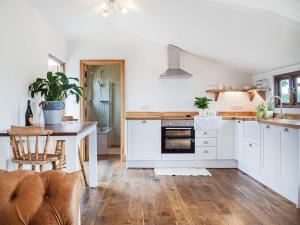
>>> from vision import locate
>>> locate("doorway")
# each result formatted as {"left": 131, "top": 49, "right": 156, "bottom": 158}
{"left": 80, "top": 60, "right": 125, "bottom": 161}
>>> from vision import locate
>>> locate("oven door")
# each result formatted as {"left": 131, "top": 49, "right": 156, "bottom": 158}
{"left": 162, "top": 127, "right": 195, "bottom": 153}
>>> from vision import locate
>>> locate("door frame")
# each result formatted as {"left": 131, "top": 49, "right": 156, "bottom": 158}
{"left": 80, "top": 60, "right": 126, "bottom": 161}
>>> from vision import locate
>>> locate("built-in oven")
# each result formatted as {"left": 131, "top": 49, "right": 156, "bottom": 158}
{"left": 161, "top": 120, "right": 195, "bottom": 154}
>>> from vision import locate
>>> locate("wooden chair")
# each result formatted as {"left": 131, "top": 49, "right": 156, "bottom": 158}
{"left": 8, "top": 126, "right": 58, "bottom": 172}
{"left": 62, "top": 115, "right": 79, "bottom": 122}
{"left": 61, "top": 116, "right": 88, "bottom": 186}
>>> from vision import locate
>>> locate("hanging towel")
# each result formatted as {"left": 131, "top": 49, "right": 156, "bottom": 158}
{"left": 193, "top": 116, "right": 224, "bottom": 130}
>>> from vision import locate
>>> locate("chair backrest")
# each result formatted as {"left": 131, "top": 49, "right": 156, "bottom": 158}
{"left": 62, "top": 115, "right": 78, "bottom": 122}
{"left": 7, "top": 126, "right": 53, "bottom": 161}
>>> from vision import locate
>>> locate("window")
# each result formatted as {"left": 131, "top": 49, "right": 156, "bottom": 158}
{"left": 274, "top": 71, "right": 300, "bottom": 107}
{"left": 296, "top": 77, "right": 300, "bottom": 103}
{"left": 48, "top": 54, "right": 65, "bottom": 73}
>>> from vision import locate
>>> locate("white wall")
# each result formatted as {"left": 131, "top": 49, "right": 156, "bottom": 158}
{"left": 0, "top": 0, "right": 66, "bottom": 130}
{"left": 252, "top": 64, "right": 300, "bottom": 114}
{"left": 0, "top": 0, "right": 66, "bottom": 169}
{"left": 66, "top": 28, "right": 254, "bottom": 117}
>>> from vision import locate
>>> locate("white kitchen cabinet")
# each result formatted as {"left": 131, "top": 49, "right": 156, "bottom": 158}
{"left": 278, "top": 127, "right": 298, "bottom": 190}
{"left": 235, "top": 120, "right": 244, "bottom": 161}
{"left": 196, "top": 130, "right": 217, "bottom": 138}
{"left": 244, "top": 121, "right": 260, "bottom": 140}
{"left": 196, "top": 137, "right": 217, "bottom": 147}
{"left": 217, "top": 120, "right": 235, "bottom": 159}
{"left": 127, "top": 120, "right": 161, "bottom": 160}
{"left": 195, "top": 147, "right": 217, "bottom": 160}
{"left": 243, "top": 137, "right": 260, "bottom": 171}
{"left": 261, "top": 124, "right": 277, "bottom": 180}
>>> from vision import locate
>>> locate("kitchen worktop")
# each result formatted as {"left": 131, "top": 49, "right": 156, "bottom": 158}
{"left": 126, "top": 112, "right": 197, "bottom": 120}
{"left": 126, "top": 111, "right": 258, "bottom": 121}
{"left": 257, "top": 118, "right": 300, "bottom": 129}
{"left": 126, "top": 112, "right": 300, "bottom": 129}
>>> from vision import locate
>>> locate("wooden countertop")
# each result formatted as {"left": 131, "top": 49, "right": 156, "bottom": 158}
{"left": 221, "top": 116, "right": 257, "bottom": 121}
{"left": 257, "top": 119, "right": 300, "bottom": 129}
{"left": 126, "top": 112, "right": 197, "bottom": 120}
{"left": 126, "top": 112, "right": 300, "bottom": 129}
{"left": 0, "top": 122, "right": 98, "bottom": 137}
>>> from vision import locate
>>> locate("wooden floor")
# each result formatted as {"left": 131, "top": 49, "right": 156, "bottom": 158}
{"left": 81, "top": 156, "right": 300, "bottom": 225}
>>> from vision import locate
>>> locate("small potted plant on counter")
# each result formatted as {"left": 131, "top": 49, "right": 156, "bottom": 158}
{"left": 266, "top": 102, "right": 274, "bottom": 118}
{"left": 194, "top": 96, "right": 212, "bottom": 116}
{"left": 29, "top": 72, "right": 83, "bottom": 124}
{"left": 256, "top": 103, "right": 265, "bottom": 118}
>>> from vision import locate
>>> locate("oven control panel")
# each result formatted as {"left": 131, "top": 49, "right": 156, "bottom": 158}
{"left": 162, "top": 120, "right": 194, "bottom": 127}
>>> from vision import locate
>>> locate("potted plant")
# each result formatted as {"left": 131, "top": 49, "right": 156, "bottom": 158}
{"left": 256, "top": 103, "right": 265, "bottom": 119}
{"left": 266, "top": 102, "right": 274, "bottom": 118}
{"left": 29, "top": 72, "right": 83, "bottom": 124}
{"left": 194, "top": 96, "right": 212, "bottom": 116}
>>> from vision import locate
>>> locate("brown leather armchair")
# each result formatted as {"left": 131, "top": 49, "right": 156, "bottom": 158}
{"left": 0, "top": 170, "right": 82, "bottom": 225}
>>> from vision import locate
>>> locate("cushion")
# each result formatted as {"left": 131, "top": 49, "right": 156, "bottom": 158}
{"left": 0, "top": 170, "right": 82, "bottom": 225}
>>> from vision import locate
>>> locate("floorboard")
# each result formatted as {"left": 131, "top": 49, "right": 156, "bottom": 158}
{"left": 81, "top": 156, "right": 300, "bottom": 225}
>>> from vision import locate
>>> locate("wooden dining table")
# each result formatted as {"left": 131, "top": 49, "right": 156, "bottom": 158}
{"left": 0, "top": 121, "right": 98, "bottom": 187}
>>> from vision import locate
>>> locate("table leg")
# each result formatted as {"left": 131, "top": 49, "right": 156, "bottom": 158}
{"left": 64, "top": 137, "right": 80, "bottom": 172}
{"left": 88, "top": 129, "right": 98, "bottom": 187}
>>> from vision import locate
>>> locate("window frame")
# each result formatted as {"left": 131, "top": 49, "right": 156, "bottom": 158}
{"left": 274, "top": 71, "right": 300, "bottom": 108}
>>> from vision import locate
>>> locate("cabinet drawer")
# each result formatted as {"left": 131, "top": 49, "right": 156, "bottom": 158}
{"left": 244, "top": 121, "right": 260, "bottom": 140}
{"left": 196, "top": 130, "right": 217, "bottom": 138}
{"left": 195, "top": 137, "right": 217, "bottom": 147}
{"left": 195, "top": 147, "right": 217, "bottom": 160}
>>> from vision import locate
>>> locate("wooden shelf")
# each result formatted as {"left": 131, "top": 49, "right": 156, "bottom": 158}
{"left": 206, "top": 88, "right": 267, "bottom": 101}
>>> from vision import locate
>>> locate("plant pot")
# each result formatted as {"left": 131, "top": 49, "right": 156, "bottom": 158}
{"left": 42, "top": 101, "right": 65, "bottom": 124}
{"left": 198, "top": 109, "right": 208, "bottom": 116}
{"left": 265, "top": 111, "right": 274, "bottom": 118}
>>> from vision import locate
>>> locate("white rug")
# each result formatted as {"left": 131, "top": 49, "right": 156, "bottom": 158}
{"left": 154, "top": 168, "right": 212, "bottom": 176}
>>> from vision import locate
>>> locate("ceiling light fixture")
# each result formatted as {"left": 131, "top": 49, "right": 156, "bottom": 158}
{"left": 100, "top": 0, "right": 128, "bottom": 17}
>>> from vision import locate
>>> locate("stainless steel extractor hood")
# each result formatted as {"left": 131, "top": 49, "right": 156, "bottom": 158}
{"left": 160, "top": 44, "right": 193, "bottom": 79}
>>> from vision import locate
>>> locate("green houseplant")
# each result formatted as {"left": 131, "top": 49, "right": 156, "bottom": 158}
{"left": 29, "top": 72, "right": 83, "bottom": 124}
{"left": 256, "top": 103, "right": 265, "bottom": 118}
{"left": 194, "top": 96, "right": 212, "bottom": 115}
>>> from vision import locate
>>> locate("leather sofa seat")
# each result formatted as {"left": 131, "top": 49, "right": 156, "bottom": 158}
{"left": 0, "top": 170, "right": 82, "bottom": 225}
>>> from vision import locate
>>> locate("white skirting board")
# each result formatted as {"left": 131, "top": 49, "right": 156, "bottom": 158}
{"left": 126, "top": 160, "right": 237, "bottom": 169}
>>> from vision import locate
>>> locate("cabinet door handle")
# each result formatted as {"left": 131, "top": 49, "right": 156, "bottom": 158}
{"left": 203, "top": 141, "right": 209, "bottom": 144}
{"left": 203, "top": 132, "right": 208, "bottom": 135}
{"left": 203, "top": 150, "right": 209, "bottom": 153}
{"left": 238, "top": 121, "right": 241, "bottom": 123}
{"left": 266, "top": 125, "right": 270, "bottom": 129}
{"left": 284, "top": 128, "right": 289, "bottom": 132}
{"left": 249, "top": 143, "right": 252, "bottom": 147}
{"left": 141, "top": 120, "right": 147, "bottom": 123}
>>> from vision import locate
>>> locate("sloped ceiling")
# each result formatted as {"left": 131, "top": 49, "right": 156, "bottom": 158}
{"left": 28, "top": 0, "right": 300, "bottom": 74}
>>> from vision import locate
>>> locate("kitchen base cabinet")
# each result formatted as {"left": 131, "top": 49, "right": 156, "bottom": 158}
{"left": 217, "top": 120, "right": 235, "bottom": 159}
{"left": 238, "top": 123, "right": 299, "bottom": 207}
{"left": 127, "top": 120, "right": 161, "bottom": 161}
{"left": 243, "top": 137, "right": 260, "bottom": 172}
{"left": 127, "top": 119, "right": 237, "bottom": 168}
{"left": 234, "top": 120, "right": 244, "bottom": 162}
{"left": 278, "top": 127, "right": 298, "bottom": 195}
{"left": 261, "top": 124, "right": 277, "bottom": 180}
{"left": 195, "top": 147, "right": 217, "bottom": 160}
